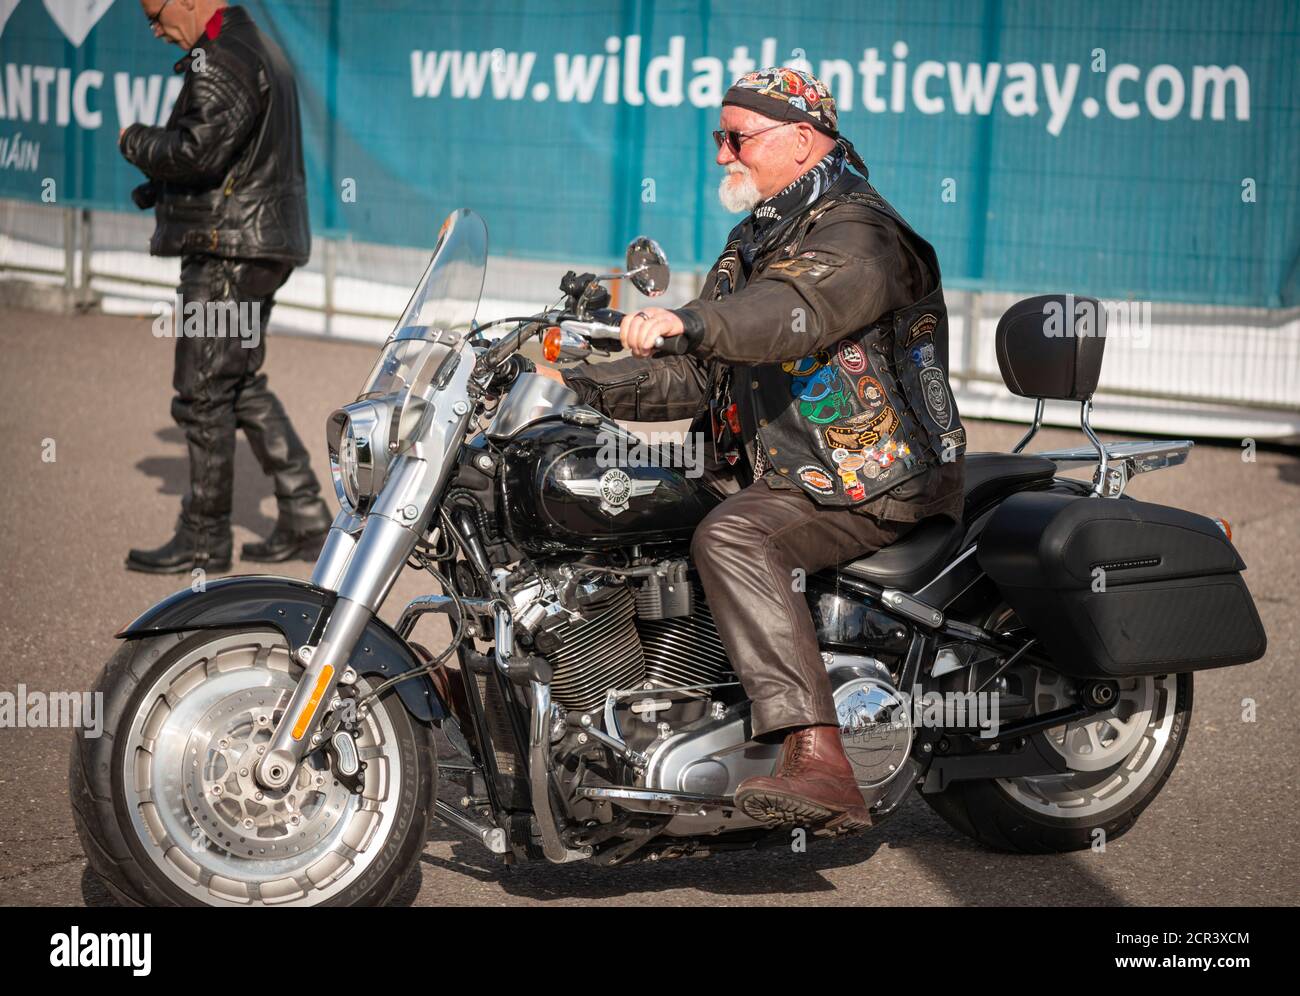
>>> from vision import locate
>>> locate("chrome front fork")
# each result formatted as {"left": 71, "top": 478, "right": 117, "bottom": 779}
{"left": 310, "top": 509, "right": 363, "bottom": 591}
{"left": 257, "top": 512, "right": 419, "bottom": 788}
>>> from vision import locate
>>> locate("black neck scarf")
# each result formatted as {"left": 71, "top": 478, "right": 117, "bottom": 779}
{"left": 736, "top": 141, "right": 849, "bottom": 275}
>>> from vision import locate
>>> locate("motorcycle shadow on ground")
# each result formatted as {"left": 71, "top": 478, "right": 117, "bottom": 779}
{"left": 72, "top": 762, "right": 1134, "bottom": 907}
{"left": 133, "top": 426, "right": 279, "bottom": 539}
{"left": 412, "top": 793, "right": 1133, "bottom": 906}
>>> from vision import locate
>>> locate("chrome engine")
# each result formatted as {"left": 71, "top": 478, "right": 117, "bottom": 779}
{"left": 543, "top": 586, "right": 645, "bottom": 714}
{"left": 520, "top": 574, "right": 735, "bottom": 746}
{"left": 506, "top": 568, "right": 916, "bottom": 838}
{"left": 642, "top": 657, "right": 912, "bottom": 801}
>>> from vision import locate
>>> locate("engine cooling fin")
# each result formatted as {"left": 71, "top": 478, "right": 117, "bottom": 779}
{"left": 546, "top": 586, "right": 645, "bottom": 714}
{"left": 636, "top": 583, "right": 734, "bottom": 691}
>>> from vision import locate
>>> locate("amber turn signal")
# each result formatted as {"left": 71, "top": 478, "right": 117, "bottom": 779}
{"left": 1214, "top": 517, "right": 1233, "bottom": 542}
{"left": 542, "top": 326, "right": 562, "bottom": 362}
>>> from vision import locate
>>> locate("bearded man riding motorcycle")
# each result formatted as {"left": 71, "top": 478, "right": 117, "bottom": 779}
{"left": 537, "top": 67, "right": 966, "bottom": 832}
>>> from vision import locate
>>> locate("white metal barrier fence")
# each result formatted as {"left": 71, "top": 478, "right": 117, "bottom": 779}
{"left": 3, "top": 200, "right": 1298, "bottom": 441}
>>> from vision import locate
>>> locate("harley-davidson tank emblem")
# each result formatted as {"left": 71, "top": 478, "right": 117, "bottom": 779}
{"left": 559, "top": 468, "right": 660, "bottom": 516}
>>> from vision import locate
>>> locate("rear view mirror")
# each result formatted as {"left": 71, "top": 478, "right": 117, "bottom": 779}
{"left": 625, "top": 237, "right": 670, "bottom": 297}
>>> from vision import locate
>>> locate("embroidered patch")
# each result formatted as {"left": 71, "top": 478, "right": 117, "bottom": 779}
{"left": 837, "top": 339, "right": 867, "bottom": 374}
{"left": 907, "top": 313, "right": 939, "bottom": 345}
{"left": 909, "top": 341, "right": 936, "bottom": 367}
{"left": 791, "top": 365, "right": 838, "bottom": 403}
{"left": 854, "top": 375, "right": 886, "bottom": 415}
{"left": 797, "top": 465, "right": 836, "bottom": 495}
{"left": 861, "top": 405, "right": 900, "bottom": 444}
{"left": 800, "top": 387, "right": 852, "bottom": 425}
{"left": 940, "top": 427, "right": 967, "bottom": 456}
{"left": 767, "top": 256, "right": 834, "bottom": 279}
{"left": 782, "top": 351, "right": 831, "bottom": 376}
{"left": 714, "top": 239, "right": 743, "bottom": 299}
{"left": 823, "top": 406, "right": 899, "bottom": 450}
{"left": 919, "top": 366, "right": 953, "bottom": 429}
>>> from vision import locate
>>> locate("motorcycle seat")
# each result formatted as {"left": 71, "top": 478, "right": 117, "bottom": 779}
{"left": 962, "top": 452, "right": 1057, "bottom": 516}
{"left": 837, "top": 453, "right": 1057, "bottom": 592}
{"left": 839, "top": 516, "right": 964, "bottom": 591}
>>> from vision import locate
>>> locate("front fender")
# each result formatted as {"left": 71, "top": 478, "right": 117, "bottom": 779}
{"left": 118, "top": 575, "right": 446, "bottom": 724}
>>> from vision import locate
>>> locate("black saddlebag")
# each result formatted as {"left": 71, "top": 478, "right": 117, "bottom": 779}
{"left": 977, "top": 492, "right": 1266, "bottom": 678}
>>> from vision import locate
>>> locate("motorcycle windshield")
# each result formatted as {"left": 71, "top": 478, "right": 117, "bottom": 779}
{"left": 357, "top": 208, "right": 488, "bottom": 409}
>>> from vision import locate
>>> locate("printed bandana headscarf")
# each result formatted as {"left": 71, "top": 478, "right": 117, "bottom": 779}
{"left": 722, "top": 66, "right": 870, "bottom": 175}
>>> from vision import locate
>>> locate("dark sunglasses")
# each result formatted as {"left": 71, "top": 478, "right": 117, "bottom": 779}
{"left": 712, "top": 121, "right": 792, "bottom": 155}
{"left": 146, "top": 0, "right": 174, "bottom": 30}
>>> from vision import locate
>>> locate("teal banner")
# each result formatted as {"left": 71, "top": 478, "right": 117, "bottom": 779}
{"left": 1, "top": 1, "right": 1296, "bottom": 306}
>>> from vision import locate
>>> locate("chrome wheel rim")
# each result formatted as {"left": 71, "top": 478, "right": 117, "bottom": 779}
{"left": 123, "top": 631, "right": 402, "bottom": 905}
{"left": 997, "top": 669, "right": 1177, "bottom": 819}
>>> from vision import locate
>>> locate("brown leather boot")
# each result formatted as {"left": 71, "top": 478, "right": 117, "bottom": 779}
{"left": 734, "top": 724, "right": 873, "bottom": 835}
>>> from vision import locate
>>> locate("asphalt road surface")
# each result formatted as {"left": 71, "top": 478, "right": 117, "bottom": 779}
{"left": 1, "top": 307, "right": 1296, "bottom": 906}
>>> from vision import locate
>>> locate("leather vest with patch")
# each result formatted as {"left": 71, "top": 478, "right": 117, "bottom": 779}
{"left": 723, "top": 177, "right": 967, "bottom": 508}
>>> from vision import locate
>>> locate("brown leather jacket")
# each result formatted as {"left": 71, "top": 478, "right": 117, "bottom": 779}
{"left": 563, "top": 172, "right": 965, "bottom": 524}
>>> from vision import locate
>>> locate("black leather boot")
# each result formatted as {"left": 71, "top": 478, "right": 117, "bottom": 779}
{"left": 241, "top": 519, "right": 330, "bottom": 563}
{"left": 126, "top": 523, "right": 233, "bottom": 574}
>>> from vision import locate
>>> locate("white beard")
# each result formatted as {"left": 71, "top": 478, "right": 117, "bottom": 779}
{"left": 718, "top": 166, "right": 762, "bottom": 214}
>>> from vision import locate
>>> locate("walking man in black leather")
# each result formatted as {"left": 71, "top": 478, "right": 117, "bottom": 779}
{"left": 540, "top": 68, "right": 966, "bottom": 833}
{"left": 122, "top": 1, "right": 332, "bottom": 573}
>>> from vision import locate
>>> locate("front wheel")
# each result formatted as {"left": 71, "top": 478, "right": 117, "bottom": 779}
{"left": 924, "top": 666, "right": 1193, "bottom": 855}
{"left": 70, "top": 628, "right": 435, "bottom": 906}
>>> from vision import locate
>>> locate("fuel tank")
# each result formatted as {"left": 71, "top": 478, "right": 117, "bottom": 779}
{"left": 499, "top": 419, "right": 723, "bottom": 554}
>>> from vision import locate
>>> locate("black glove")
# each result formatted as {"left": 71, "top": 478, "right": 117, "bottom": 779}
{"left": 130, "top": 181, "right": 158, "bottom": 210}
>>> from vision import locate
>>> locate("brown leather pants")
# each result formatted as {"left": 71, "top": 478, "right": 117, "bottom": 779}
{"left": 690, "top": 482, "right": 916, "bottom": 738}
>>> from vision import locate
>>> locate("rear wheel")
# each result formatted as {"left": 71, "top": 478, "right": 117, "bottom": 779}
{"left": 923, "top": 609, "right": 1194, "bottom": 854}
{"left": 70, "top": 628, "right": 435, "bottom": 906}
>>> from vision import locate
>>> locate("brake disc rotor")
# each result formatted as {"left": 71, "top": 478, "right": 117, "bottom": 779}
{"left": 182, "top": 687, "right": 353, "bottom": 860}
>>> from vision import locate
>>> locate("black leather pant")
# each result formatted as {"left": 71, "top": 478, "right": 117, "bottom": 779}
{"left": 691, "top": 482, "right": 917, "bottom": 738}
{"left": 171, "top": 254, "right": 331, "bottom": 539}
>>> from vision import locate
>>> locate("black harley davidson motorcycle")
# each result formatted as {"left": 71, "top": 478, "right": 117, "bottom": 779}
{"left": 70, "top": 209, "right": 1267, "bottom": 905}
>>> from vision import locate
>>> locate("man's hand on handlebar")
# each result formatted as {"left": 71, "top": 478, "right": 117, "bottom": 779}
{"left": 534, "top": 365, "right": 565, "bottom": 385}
{"left": 622, "top": 307, "right": 684, "bottom": 358}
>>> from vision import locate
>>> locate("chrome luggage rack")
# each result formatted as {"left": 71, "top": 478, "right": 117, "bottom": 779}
{"left": 1015, "top": 397, "right": 1192, "bottom": 497}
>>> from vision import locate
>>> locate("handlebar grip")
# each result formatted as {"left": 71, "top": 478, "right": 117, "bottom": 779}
{"left": 652, "top": 334, "right": 691, "bottom": 356}
{"left": 652, "top": 325, "right": 702, "bottom": 357}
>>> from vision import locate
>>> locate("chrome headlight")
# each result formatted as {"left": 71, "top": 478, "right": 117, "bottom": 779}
{"left": 326, "top": 399, "right": 394, "bottom": 515}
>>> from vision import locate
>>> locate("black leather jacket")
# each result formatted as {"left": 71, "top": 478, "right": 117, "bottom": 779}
{"left": 120, "top": 6, "right": 310, "bottom": 265}
{"left": 563, "top": 170, "right": 965, "bottom": 523}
